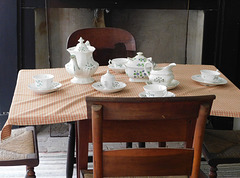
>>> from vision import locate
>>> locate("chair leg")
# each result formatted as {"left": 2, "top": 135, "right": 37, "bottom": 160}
{"left": 138, "top": 142, "right": 145, "bottom": 148}
{"left": 159, "top": 142, "right": 166, "bottom": 147}
{"left": 25, "top": 166, "right": 36, "bottom": 178}
{"left": 66, "top": 122, "right": 76, "bottom": 178}
{"left": 127, "top": 142, "right": 146, "bottom": 148}
{"left": 209, "top": 166, "right": 218, "bottom": 178}
{"left": 126, "top": 142, "right": 132, "bottom": 148}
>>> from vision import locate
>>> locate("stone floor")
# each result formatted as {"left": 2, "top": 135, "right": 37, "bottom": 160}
{"left": 36, "top": 124, "right": 69, "bottom": 153}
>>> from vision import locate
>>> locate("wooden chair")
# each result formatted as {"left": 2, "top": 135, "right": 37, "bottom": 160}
{"left": 66, "top": 27, "right": 136, "bottom": 66}
{"left": 0, "top": 123, "right": 39, "bottom": 178}
{"left": 83, "top": 95, "right": 215, "bottom": 178}
{"left": 202, "top": 129, "right": 240, "bottom": 178}
{"left": 66, "top": 27, "right": 136, "bottom": 178}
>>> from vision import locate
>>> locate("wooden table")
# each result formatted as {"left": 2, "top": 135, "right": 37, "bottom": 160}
{"left": 1, "top": 64, "right": 240, "bottom": 177}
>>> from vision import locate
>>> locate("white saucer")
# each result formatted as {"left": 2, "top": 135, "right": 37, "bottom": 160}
{"left": 191, "top": 75, "right": 227, "bottom": 86}
{"left": 146, "top": 79, "right": 180, "bottom": 90}
{"left": 108, "top": 64, "right": 125, "bottom": 73}
{"left": 28, "top": 82, "right": 62, "bottom": 94}
{"left": 92, "top": 81, "right": 126, "bottom": 93}
{"left": 139, "top": 91, "right": 175, "bottom": 98}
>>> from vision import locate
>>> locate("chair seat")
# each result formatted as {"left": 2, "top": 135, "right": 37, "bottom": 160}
{"left": 0, "top": 127, "right": 35, "bottom": 161}
{"left": 203, "top": 129, "right": 240, "bottom": 162}
{"left": 82, "top": 170, "right": 188, "bottom": 178}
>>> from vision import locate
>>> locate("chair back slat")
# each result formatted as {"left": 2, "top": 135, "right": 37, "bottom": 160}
{"left": 87, "top": 97, "right": 207, "bottom": 120}
{"left": 91, "top": 120, "right": 192, "bottom": 144}
{"left": 103, "top": 148, "right": 194, "bottom": 177}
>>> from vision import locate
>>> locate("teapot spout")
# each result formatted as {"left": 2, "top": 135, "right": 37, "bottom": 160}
{"left": 71, "top": 55, "right": 81, "bottom": 74}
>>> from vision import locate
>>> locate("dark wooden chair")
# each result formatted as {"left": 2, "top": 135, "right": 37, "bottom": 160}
{"left": 83, "top": 95, "right": 215, "bottom": 178}
{"left": 202, "top": 129, "right": 240, "bottom": 178}
{"left": 66, "top": 27, "right": 136, "bottom": 178}
{"left": 0, "top": 123, "right": 39, "bottom": 178}
{"left": 66, "top": 27, "right": 136, "bottom": 66}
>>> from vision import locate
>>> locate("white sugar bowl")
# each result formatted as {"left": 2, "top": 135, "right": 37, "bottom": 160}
{"left": 100, "top": 70, "right": 116, "bottom": 89}
{"left": 124, "top": 52, "right": 153, "bottom": 82}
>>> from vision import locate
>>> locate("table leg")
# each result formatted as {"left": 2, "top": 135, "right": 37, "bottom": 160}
{"left": 66, "top": 122, "right": 76, "bottom": 178}
{"left": 77, "top": 120, "right": 90, "bottom": 178}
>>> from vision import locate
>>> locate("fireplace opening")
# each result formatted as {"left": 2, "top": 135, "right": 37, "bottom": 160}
{"left": 35, "top": 8, "right": 204, "bottom": 69}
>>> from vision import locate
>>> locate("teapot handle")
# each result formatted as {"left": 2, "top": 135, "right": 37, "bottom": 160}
{"left": 147, "top": 57, "right": 152, "bottom": 62}
{"left": 144, "top": 62, "right": 153, "bottom": 77}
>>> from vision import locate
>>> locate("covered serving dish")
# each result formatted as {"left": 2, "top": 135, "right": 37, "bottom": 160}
{"left": 124, "top": 52, "right": 153, "bottom": 82}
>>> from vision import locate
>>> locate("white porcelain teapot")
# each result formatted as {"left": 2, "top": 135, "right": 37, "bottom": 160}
{"left": 144, "top": 62, "right": 176, "bottom": 86}
{"left": 65, "top": 37, "right": 99, "bottom": 84}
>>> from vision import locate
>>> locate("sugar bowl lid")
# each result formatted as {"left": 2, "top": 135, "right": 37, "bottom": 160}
{"left": 125, "top": 52, "right": 152, "bottom": 68}
{"left": 101, "top": 70, "right": 115, "bottom": 81}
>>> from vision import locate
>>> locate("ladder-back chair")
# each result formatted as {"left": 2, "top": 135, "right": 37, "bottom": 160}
{"left": 66, "top": 27, "right": 136, "bottom": 66}
{"left": 0, "top": 115, "right": 39, "bottom": 178}
{"left": 84, "top": 95, "right": 215, "bottom": 178}
{"left": 203, "top": 129, "right": 240, "bottom": 178}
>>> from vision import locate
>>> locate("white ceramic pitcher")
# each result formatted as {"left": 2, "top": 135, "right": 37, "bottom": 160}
{"left": 144, "top": 63, "right": 176, "bottom": 86}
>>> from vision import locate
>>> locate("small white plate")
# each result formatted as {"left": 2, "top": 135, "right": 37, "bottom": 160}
{"left": 108, "top": 64, "right": 125, "bottom": 73}
{"left": 92, "top": 81, "right": 126, "bottom": 93}
{"left": 191, "top": 74, "right": 227, "bottom": 86}
{"left": 28, "top": 82, "right": 62, "bottom": 94}
{"left": 139, "top": 91, "right": 175, "bottom": 98}
{"left": 146, "top": 79, "right": 180, "bottom": 90}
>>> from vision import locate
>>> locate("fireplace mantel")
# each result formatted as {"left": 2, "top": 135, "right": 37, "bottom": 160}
{"left": 21, "top": 0, "right": 219, "bottom": 10}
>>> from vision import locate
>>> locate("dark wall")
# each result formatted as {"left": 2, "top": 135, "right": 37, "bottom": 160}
{"left": 218, "top": 0, "right": 240, "bottom": 88}
{"left": 0, "top": 0, "right": 18, "bottom": 114}
{"left": 202, "top": 0, "right": 240, "bottom": 88}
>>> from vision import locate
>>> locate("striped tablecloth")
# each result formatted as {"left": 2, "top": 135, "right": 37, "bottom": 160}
{"left": 1, "top": 64, "right": 240, "bottom": 139}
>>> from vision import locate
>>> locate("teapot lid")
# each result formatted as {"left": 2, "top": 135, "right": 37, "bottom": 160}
{"left": 125, "top": 52, "right": 152, "bottom": 68}
{"left": 74, "top": 37, "right": 91, "bottom": 53}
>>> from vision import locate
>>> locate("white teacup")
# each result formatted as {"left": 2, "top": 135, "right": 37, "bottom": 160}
{"left": 100, "top": 70, "right": 116, "bottom": 89}
{"left": 200, "top": 70, "right": 220, "bottom": 83}
{"left": 143, "top": 84, "right": 167, "bottom": 97}
{"left": 33, "top": 74, "right": 54, "bottom": 90}
{"left": 108, "top": 58, "right": 128, "bottom": 68}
